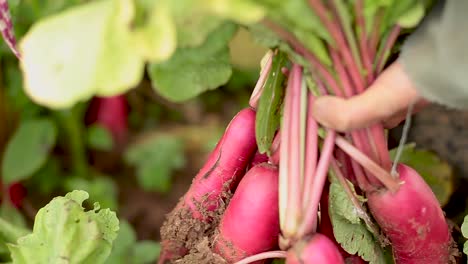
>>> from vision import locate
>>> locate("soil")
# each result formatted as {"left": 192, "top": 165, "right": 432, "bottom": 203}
{"left": 175, "top": 238, "right": 226, "bottom": 264}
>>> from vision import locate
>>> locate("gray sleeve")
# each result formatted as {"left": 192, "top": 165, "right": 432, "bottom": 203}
{"left": 399, "top": 0, "right": 468, "bottom": 109}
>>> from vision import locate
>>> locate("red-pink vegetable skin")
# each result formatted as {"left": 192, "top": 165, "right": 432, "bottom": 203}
{"left": 182, "top": 108, "right": 258, "bottom": 217}
{"left": 213, "top": 163, "right": 280, "bottom": 263}
{"left": 286, "top": 234, "right": 345, "bottom": 264}
{"left": 158, "top": 108, "right": 258, "bottom": 263}
{"left": 367, "top": 164, "right": 454, "bottom": 264}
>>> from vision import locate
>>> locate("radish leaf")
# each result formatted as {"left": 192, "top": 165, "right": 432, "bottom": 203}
{"left": 132, "top": 1, "right": 176, "bottom": 62}
{"left": 329, "top": 181, "right": 388, "bottom": 264}
{"left": 148, "top": 22, "right": 237, "bottom": 102}
{"left": 0, "top": 217, "right": 29, "bottom": 245}
{"left": 105, "top": 220, "right": 160, "bottom": 264}
{"left": 124, "top": 134, "right": 186, "bottom": 193}
{"left": 87, "top": 124, "right": 114, "bottom": 151}
{"left": 64, "top": 176, "right": 119, "bottom": 210}
{"left": 462, "top": 215, "right": 468, "bottom": 255}
{"left": 7, "top": 190, "right": 119, "bottom": 264}
{"left": 256, "top": 50, "right": 287, "bottom": 155}
{"left": 19, "top": 0, "right": 144, "bottom": 109}
{"left": 2, "top": 118, "right": 57, "bottom": 185}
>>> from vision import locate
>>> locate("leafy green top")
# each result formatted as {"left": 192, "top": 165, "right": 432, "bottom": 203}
{"left": 7, "top": 190, "right": 119, "bottom": 264}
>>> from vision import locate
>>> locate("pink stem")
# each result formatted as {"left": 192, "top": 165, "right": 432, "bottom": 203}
{"left": 297, "top": 130, "right": 336, "bottom": 237}
{"left": 262, "top": 20, "right": 343, "bottom": 97}
{"left": 249, "top": 52, "right": 274, "bottom": 108}
{"left": 368, "top": 9, "right": 385, "bottom": 63}
{"left": 376, "top": 26, "right": 401, "bottom": 73}
{"left": 335, "top": 136, "right": 400, "bottom": 193}
{"left": 307, "top": 0, "right": 365, "bottom": 93}
{"left": 280, "top": 64, "right": 302, "bottom": 237}
{"left": 350, "top": 155, "right": 371, "bottom": 191}
{"left": 301, "top": 92, "right": 319, "bottom": 210}
{"left": 269, "top": 131, "right": 281, "bottom": 165}
{"left": 355, "top": 0, "right": 374, "bottom": 84}
{"left": 369, "top": 124, "right": 392, "bottom": 170}
{"left": 233, "top": 251, "right": 288, "bottom": 264}
{"left": 285, "top": 64, "right": 303, "bottom": 234}
{"left": 279, "top": 72, "right": 292, "bottom": 231}
{"left": 313, "top": 1, "right": 390, "bottom": 169}
{"left": 330, "top": 50, "right": 354, "bottom": 98}
{"left": 330, "top": 49, "right": 377, "bottom": 164}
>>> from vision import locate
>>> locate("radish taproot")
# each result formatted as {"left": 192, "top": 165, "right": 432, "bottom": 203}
{"left": 213, "top": 163, "right": 280, "bottom": 263}
{"left": 286, "top": 233, "right": 345, "bottom": 264}
{"left": 367, "top": 164, "right": 455, "bottom": 264}
{"left": 159, "top": 108, "right": 258, "bottom": 263}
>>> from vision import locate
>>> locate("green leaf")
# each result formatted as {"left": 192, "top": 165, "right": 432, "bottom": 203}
{"left": 362, "top": 0, "right": 393, "bottom": 34}
{"left": 8, "top": 190, "right": 119, "bottom": 264}
{"left": 396, "top": 2, "right": 425, "bottom": 28}
{"left": 133, "top": 241, "right": 160, "bottom": 264}
{"left": 2, "top": 118, "right": 57, "bottom": 184}
{"left": 87, "top": 124, "right": 114, "bottom": 151}
{"left": 105, "top": 220, "right": 135, "bottom": 264}
{"left": 0, "top": 202, "right": 27, "bottom": 231}
{"left": 271, "top": 259, "right": 286, "bottom": 264}
{"left": 380, "top": 0, "right": 424, "bottom": 33}
{"left": 389, "top": 143, "right": 454, "bottom": 206}
{"left": 0, "top": 217, "right": 29, "bottom": 245}
{"left": 19, "top": 0, "right": 144, "bottom": 109}
{"left": 258, "top": 0, "right": 331, "bottom": 42}
{"left": 28, "top": 157, "right": 62, "bottom": 195}
{"left": 329, "top": 181, "right": 387, "bottom": 264}
{"left": 255, "top": 50, "right": 287, "bottom": 155}
{"left": 64, "top": 176, "right": 119, "bottom": 210}
{"left": 132, "top": 1, "right": 176, "bottom": 62}
{"left": 124, "top": 134, "right": 186, "bottom": 193}
{"left": 148, "top": 22, "right": 237, "bottom": 102}
{"left": 204, "top": 0, "right": 266, "bottom": 24}
{"left": 292, "top": 29, "right": 331, "bottom": 66}
{"left": 462, "top": 215, "right": 468, "bottom": 255}
{"left": 105, "top": 220, "right": 159, "bottom": 264}
{"left": 167, "top": 0, "right": 224, "bottom": 47}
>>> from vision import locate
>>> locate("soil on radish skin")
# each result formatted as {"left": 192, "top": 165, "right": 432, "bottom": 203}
{"left": 159, "top": 180, "right": 235, "bottom": 263}
{"left": 175, "top": 237, "right": 226, "bottom": 264}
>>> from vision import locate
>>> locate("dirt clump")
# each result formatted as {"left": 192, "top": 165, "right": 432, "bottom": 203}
{"left": 159, "top": 186, "right": 233, "bottom": 263}
{"left": 175, "top": 238, "right": 226, "bottom": 264}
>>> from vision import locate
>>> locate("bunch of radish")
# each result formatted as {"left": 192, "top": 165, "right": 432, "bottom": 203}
{"left": 0, "top": 0, "right": 457, "bottom": 262}
{"left": 158, "top": 1, "right": 458, "bottom": 263}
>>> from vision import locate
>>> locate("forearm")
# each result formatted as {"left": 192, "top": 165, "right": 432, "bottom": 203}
{"left": 399, "top": 0, "right": 468, "bottom": 109}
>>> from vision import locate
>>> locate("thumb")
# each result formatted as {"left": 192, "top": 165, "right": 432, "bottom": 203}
{"left": 312, "top": 62, "right": 421, "bottom": 132}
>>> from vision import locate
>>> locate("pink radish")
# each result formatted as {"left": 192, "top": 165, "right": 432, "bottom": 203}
{"left": 286, "top": 233, "right": 345, "bottom": 264}
{"left": 367, "top": 163, "right": 454, "bottom": 264}
{"left": 213, "top": 163, "right": 280, "bottom": 263}
{"left": 159, "top": 108, "right": 258, "bottom": 263}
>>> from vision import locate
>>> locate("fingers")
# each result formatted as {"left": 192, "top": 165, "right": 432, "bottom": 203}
{"left": 312, "top": 62, "right": 422, "bottom": 132}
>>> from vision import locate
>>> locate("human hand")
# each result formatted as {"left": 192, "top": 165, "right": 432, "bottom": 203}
{"left": 312, "top": 62, "right": 429, "bottom": 132}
